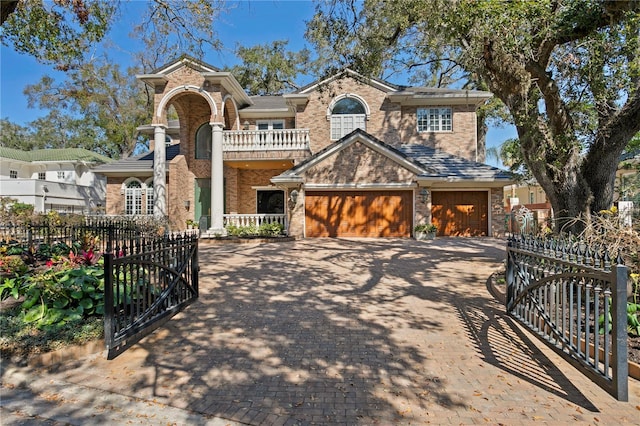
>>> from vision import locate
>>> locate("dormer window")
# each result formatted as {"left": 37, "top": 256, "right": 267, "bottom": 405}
{"left": 330, "top": 97, "right": 367, "bottom": 140}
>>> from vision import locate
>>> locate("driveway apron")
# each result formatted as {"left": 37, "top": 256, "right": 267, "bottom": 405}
{"left": 2, "top": 238, "right": 639, "bottom": 425}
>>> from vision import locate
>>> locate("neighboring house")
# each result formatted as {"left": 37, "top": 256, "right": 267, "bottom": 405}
{"left": 93, "top": 55, "right": 514, "bottom": 238}
{"left": 503, "top": 149, "right": 640, "bottom": 231}
{"left": 617, "top": 149, "right": 640, "bottom": 204}
{"left": 0, "top": 147, "right": 111, "bottom": 214}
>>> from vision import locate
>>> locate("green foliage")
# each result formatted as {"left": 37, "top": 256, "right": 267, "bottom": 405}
{"left": 23, "top": 59, "right": 152, "bottom": 158}
{"left": 0, "top": 305, "right": 103, "bottom": 358}
{"left": 1, "top": 0, "right": 116, "bottom": 70}
{"left": 414, "top": 223, "right": 437, "bottom": 233}
{"left": 226, "top": 222, "right": 285, "bottom": 237}
{"left": 226, "top": 40, "right": 311, "bottom": 95}
{"left": 13, "top": 266, "right": 105, "bottom": 328}
{"left": 598, "top": 302, "right": 640, "bottom": 337}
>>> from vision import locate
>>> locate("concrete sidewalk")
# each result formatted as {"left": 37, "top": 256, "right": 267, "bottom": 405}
{"left": 2, "top": 238, "right": 639, "bottom": 425}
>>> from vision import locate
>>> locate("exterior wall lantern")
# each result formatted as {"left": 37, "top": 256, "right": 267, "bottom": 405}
{"left": 184, "top": 200, "right": 190, "bottom": 210}
{"left": 419, "top": 187, "right": 429, "bottom": 203}
{"left": 243, "top": 120, "right": 250, "bottom": 130}
{"left": 289, "top": 189, "right": 299, "bottom": 205}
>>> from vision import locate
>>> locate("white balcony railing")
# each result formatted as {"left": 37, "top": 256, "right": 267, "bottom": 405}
{"left": 223, "top": 129, "right": 310, "bottom": 152}
{"left": 223, "top": 214, "right": 286, "bottom": 228}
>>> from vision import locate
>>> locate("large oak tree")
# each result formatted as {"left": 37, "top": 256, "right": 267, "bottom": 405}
{"left": 307, "top": 0, "right": 640, "bottom": 230}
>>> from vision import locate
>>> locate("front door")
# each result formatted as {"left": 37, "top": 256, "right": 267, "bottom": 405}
{"left": 195, "top": 179, "right": 211, "bottom": 229}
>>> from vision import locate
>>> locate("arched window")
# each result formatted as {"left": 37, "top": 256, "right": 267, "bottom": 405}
{"left": 330, "top": 97, "right": 366, "bottom": 140}
{"left": 145, "top": 180, "right": 154, "bottom": 215}
{"left": 195, "top": 123, "right": 211, "bottom": 159}
{"left": 125, "top": 180, "right": 143, "bottom": 215}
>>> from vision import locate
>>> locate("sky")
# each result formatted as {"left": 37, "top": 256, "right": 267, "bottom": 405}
{"left": 0, "top": 0, "right": 515, "bottom": 166}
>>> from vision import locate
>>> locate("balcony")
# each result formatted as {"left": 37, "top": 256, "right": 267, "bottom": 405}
{"left": 223, "top": 129, "right": 310, "bottom": 152}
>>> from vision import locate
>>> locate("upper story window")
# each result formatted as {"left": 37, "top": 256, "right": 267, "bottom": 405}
{"left": 330, "top": 97, "right": 367, "bottom": 140}
{"left": 38, "top": 172, "right": 46, "bottom": 180}
{"left": 417, "top": 107, "right": 452, "bottom": 132}
{"left": 9, "top": 170, "right": 17, "bottom": 179}
{"left": 257, "top": 120, "right": 284, "bottom": 130}
{"left": 57, "top": 171, "right": 66, "bottom": 180}
{"left": 195, "top": 123, "right": 212, "bottom": 159}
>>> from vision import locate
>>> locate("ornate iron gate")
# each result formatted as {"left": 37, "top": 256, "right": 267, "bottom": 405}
{"left": 506, "top": 235, "right": 628, "bottom": 401}
{"left": 103, "top": 233, "right": 199, "bottom": 359}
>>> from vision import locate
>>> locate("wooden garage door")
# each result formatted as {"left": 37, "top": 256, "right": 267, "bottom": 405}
{"left": 305, "top": 191, "right": 412, "bottom": 237}
{"left": 431, "top": 191, "right": 488, "bottom": 236}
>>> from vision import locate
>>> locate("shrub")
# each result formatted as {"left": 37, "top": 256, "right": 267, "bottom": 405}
{"left": 3, "top": 265, "right": 105, "bottom": 328}
{"left": 414, "top": 223, "right": 437, "bottom": 233}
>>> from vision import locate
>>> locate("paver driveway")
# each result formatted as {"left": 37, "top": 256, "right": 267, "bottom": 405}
{"left": 2, "top": 238, "right": 639, "bottom": 425}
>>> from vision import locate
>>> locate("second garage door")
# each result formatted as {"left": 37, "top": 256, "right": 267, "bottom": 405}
{"left": 431, "top": 191, "right": 488, "bottom": 236}
{"left": 305, "top": 190, "right": 412, "bottom": 237}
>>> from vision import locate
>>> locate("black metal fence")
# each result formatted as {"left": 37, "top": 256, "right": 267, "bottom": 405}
{"left": 506, "top": 235, "right": 628, "bottom": 401}
{"left": 0, "top": 217, "right": 167, "bottom": 254}
{"left": 103, "top": 233, "right": 199, "bottom": 359}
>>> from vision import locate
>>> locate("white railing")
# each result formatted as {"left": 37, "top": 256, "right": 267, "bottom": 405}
{"left": 223, "top": 129, "right": 310, "bottom": 152}
{"left": 223, "top": 214, "right": 286, "bottom": 228}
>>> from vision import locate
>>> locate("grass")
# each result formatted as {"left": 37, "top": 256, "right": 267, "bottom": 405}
{"left": 0, "top": 304, "right": 103, "bottom": 361}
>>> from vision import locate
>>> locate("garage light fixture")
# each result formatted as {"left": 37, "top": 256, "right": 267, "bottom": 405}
{"left": 290, "top": 189, "right": 299, "bottom": 204}
{"left": 419, "top": 188, "right": 429, "bottom": 203}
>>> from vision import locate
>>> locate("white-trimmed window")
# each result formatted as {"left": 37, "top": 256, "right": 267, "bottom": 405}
{"left": 9, "top": 170, "right": 17, "bottom": 179}
{"left": 417, "top": 107, "right": 452, "bottom": 132}
{"left": 125, "top": 180, "right": 143, "bottom": 215}
{"left": 256, "top": 120, "right": 284, "bottom": 130}
{"left": 38, "top": 172, "right": 46, "bottom": 180}
{"left": 57, "top": 171, "right": 66, "bottom": 180}
{"left": 145, "top": 180, "right": 154, "bottom": 215}
{"left": 330, "top": 97, "right": 366, "bottom": 140}
{"left": 195, "top": 123, "right": 211, "bottom": 159}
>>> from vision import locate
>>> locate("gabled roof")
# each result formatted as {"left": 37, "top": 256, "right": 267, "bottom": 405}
{"left": 91, "top": 144, "right": 181, "bottom": 174}
{"left": 294, "top": 69, "right": 400, "bottom": 94}
{"left": 271, "top": 129, "right": 513, "bottom": 187}
{"left": 150, "top": 54, "right": 220, "bottom": 75}
{"left": 0, "top": 147, "right": 112, "bottom": 164}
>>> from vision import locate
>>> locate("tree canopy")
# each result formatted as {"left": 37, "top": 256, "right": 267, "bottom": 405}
{"left": 307, "top": 0, "right": 640, "bottom": 230}
{"left": 1, "top": 0, "right": 227, "bottom": 70}
{"left": 225, "top": 40, "right": 311, "bottom": 95}
{"left": 22, "top": 57, "right": 152, "bottom": 158}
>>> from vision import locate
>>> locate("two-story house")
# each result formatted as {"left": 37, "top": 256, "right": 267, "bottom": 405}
{"left": 0, "top": 147, "right": 111, "bottom": 214}
{"left": 93, "top": 55, "right": 513, "bottom": 238}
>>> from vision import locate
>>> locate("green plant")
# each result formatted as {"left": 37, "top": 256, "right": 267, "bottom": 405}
{"left": 11, "top": 265, "right": 105, "bottom": 328}
{"left": 598, "top": 302, "right": 640, "bottom": 337}
{"left": 258, "top": 222, "right": 284, "bottom": 237}
{"left": 414, "top": 223, "right": 437, "bottom": 233}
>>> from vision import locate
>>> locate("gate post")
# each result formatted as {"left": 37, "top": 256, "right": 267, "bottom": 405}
{"left": 612, "top": 264, "right": 629, "bottom": 401}
{"left": 506, "top": 237, "right": 515, "bottom": 311}
{"left": 103, "top": 251, "right": 114, "bottom": 351}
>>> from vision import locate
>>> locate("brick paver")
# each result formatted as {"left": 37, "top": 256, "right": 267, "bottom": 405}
{"left": 2, "top": 238, "right": 639, "bottom": 425}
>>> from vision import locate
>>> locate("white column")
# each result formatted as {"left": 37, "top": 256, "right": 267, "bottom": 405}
{"left": 209, "top": 122, "right": 227, "bottom": 235}
{"left": 153, "top": 124, "right": 167, "bottom": 218}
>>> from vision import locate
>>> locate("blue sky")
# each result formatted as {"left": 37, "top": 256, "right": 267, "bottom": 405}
{"left": 0, "top": 0, "right": 515, "bottom": 165}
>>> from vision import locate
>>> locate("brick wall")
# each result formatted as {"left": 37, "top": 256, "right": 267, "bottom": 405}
{"left": 398, "top": 105, "right": 478, "bottom": 161}
{"left": 295, "top": 76, "right": 478, "bottom": 160}
{"left": 168, "top": 155, "right": 194, "bottom": 230}
{"left": 236, "top": 168, "right": 287, "bottom": 214}
{"left": 302, "top": 141, "right": 415, "bottom": 185}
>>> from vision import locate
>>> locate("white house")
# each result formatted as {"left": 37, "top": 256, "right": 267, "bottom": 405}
{"left": 0, "top": 147, "right": 111, "bottom": 214}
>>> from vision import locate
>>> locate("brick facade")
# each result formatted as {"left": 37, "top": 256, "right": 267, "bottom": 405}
{"left": 99, "top": 58, "right": 510, "bottom": 237}
{"left": 302, "top": 141, "right": 414, "bottom": 185}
